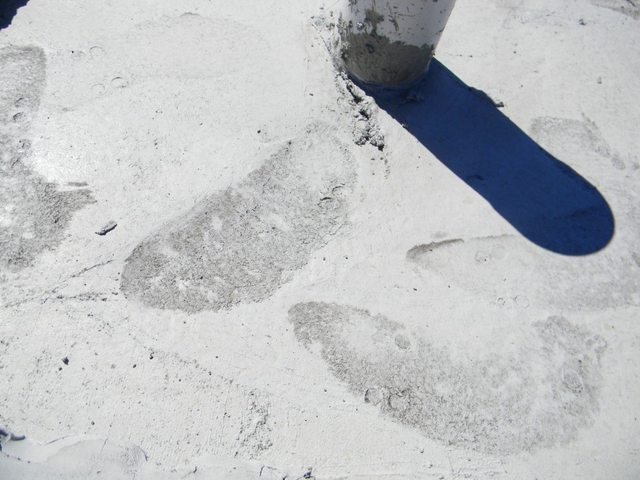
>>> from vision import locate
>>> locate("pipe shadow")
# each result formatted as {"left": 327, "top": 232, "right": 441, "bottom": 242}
{"left": 368, "top": 60, "right": 615, "bottom": 256}
{"left": 0, "top": 0, "right": 29, "bottom": 30}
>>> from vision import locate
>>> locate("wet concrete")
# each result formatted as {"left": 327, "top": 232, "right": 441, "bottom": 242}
{"left": 340, "top": 30, "right": 434, "bottom": 87}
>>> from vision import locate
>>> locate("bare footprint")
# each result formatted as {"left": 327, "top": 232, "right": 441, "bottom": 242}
{"left": 288, "top": 302, "right": 606, "bottom": 455}
{"left": 530, "top": 116, "right": 626, "bottom": 170}
{"left": 407, "top": 234, "right": 640, "bottom": 310}
{"left": 0, "top": 46, "right": 93, "bottom": 274}
{"left": 121, "top": 123, "right": 356, "bottom": 312}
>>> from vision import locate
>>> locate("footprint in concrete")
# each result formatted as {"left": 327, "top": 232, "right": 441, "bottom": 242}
{"left": 530, "top": 116, "right": 626, "bottom": 170}
{"left": 121, "top": 123, "right": 356, "bottom": 312}
{"left": 288, "top": 302, "right": 606, "bottom": 455}
{"left": 589, "top": 0, "right": 640, "bottom": 19}
{"left": 0, "top": 46, "right": 93, "bottom": 274}
{"left": 407, "top": 235, "right": 640, "bottom": 310}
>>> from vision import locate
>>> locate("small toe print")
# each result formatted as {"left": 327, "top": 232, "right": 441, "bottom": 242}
{"left": 89, "top": 46, "right": 105, "bottom": 58}
{"left": 111, "top": 77, "right": 129, "bottom": 89}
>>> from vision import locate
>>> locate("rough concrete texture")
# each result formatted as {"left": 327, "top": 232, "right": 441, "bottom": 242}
{"left": 1, "top": 0, "right": 640, "bottom": 479}
{"left": 121, "top": 123, "right": 355, "bottom": 312}
{"left": 337, "top": 0, "right": 456, "bottom": 86}
{"left": 289, "top": 302, "right": 606, "bottom": 455}
{"left": 340, "top": 30, "right": 434, "bottom": 87}
{"left": 0, "top": 46, "right": 93, "bottom": 275}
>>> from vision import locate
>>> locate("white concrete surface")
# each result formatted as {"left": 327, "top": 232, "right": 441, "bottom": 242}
{"left": 1, "top": 0, "right": 639, "bottom": 479}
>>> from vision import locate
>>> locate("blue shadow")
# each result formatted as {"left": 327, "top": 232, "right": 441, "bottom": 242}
{"left": 367, "top": 60, "right": 615, "bottom": 256}
{"left": 0, "top": 0, "right": 29, "bottom": 30}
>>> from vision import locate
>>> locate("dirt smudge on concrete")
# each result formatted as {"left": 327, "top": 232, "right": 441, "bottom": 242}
{"left": 0, "top": 46, "right": 93, "bottom": 274}
{"left": 121, "top": 123, "right": 355, "bottom": 312}
{"left": 589, "top": 0, "right": 640, "bottom": 19}
{"left": 288, "top": 302, "right": 606, "bottom": 455}
{"left": 406, "top": 239, "right": 464, "bottom": 261}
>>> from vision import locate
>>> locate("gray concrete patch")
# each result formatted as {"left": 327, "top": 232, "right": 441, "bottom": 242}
{"left": 121, "top": 124, "right": 356, "bottom": 312}
{"left": 0, "top": 46, "right": 94, "bottom": 275}
{"left": 336, "top": 3, "right": 445, "bottom": 87}
{"left": 340, "top": 29, "right": 434, "bottom": 87}
{"left": 288, "top": 302, "right": 607, "bottom": 455}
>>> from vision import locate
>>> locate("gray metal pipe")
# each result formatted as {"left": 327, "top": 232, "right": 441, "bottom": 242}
{"left": 338, "top": 0, "right": 457, "bottom": 88}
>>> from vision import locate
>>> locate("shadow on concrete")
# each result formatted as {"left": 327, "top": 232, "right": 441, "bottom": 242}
{"left": 0, "top": 0, "right": 29, "bottom": 30}
{"left": 368, "top": 60, "right": 615, "bottom": 256}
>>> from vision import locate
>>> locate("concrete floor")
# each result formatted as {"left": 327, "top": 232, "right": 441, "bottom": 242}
{"left": 1, "top": 1, "right": 639, "bottom": 478}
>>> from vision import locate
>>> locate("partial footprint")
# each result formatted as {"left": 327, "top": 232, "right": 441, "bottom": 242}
{"left": 1, "top": 437, "right": 147, "bottom": 479}
{"left": 0, "top": 46, "right": 93, "bottom": 274}
{"left": 121, "top": 123, "right": 356, "bottom": 312}
{"left": 531, "top": 116, "right": 626, "bottom": 170}
{"left": 588, "top": 0, "right": 640, "bottom": 19}
{"left": 407, "top": 232, "right": 640, "bottom": 310}
{"left": 289, "top": 302, "right": 606, "bottom": 455}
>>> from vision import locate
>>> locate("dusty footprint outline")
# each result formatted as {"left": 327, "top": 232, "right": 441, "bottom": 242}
{"left": 288, "top": 301, "right": 607, "bottom": 455}
{"left": 589, "top": 0, "right": 640, "bottom": 19}
{"left": 0, "top": 45, "right": 94, "bottom": 274}
{"left": 406, "top": 231, "right": 640, "bottom": 310}
{"left": 121, "top": 122, "right": 356, "bottom": 312}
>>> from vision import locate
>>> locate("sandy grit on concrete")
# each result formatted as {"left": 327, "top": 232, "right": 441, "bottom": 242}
{"left": 1, "top": 0, "right": 640, "bottom": 479}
